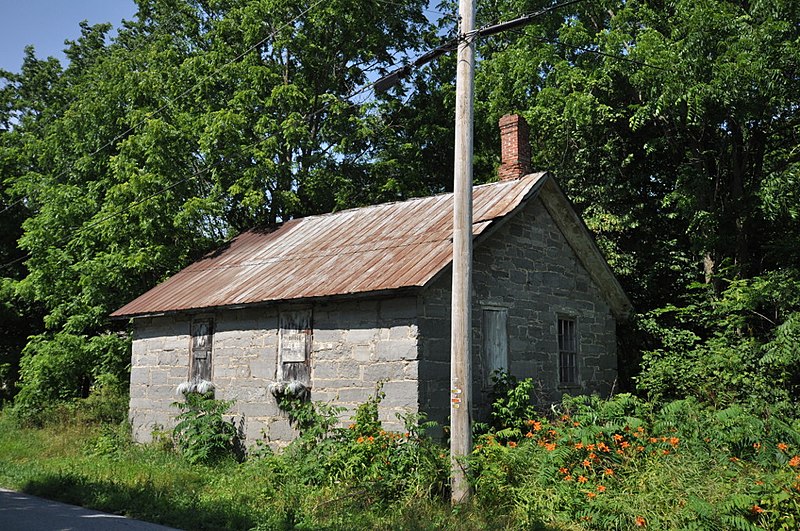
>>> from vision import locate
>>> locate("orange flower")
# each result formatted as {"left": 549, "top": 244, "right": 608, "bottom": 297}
{"left": 669, "top": 437, "right": 680, "bottom": 447}
{"left": 612, "top": 434, "right": 624, "bottom": 442}
{"left": 752, "top": 505, "right": 765, "bottom": 514}
{"left": 587, "top": 491, "right": 597, "bottom": 499}
{"left": 558, "top": 467, "right": 569, "bottom": 474}
{"left": 368, "top": 436, "right": 375, "bottom": 443}
{"left": 573, "top": 421, "right": 580, "bottom": 427}
{"left": 574, "top": 442, "right": 584, "bottom": 450}
{"left": 561, "top": 414, "right": 571, "bottom": 421}
{"left": 753, "top": 442, "right": 762, "bottom": 450}
{"left": 564, "top": 475, "right": 573, "bottom": 481}
{"left": 616, "top": 449, "right": 625, "bottom": 455}
{"left": 662, "top": 449, "right": 670, "bottom": 455}
{"left": 789, "top": 455, "right": 800, "bottom": 467}
{"left": 526, "top": 419, "right": 543, "bottom": 431}
{"left": 582, "top": 459, "right": 592, "bottom": 467}
{"left": 588, "top": 452, "right": 597, "bottom": 460}
{"left": 507, "top": 441, "right": 517, "bottom": 448}
{"left": 596, "top": 485, "right": 606, "bottom": 493}
{"left": 548, "top": 429, "right": 558, "bottom": 436}
{"left": 635, "top": 516, "right": 646, "bottom": 527}
{"left": 621, "top": 441, "right": 631, "bottom": 449}
{"left": 636, "top": 445, "right": 645, "bottom": 452}
{"left": 597, "top": 442, "right": 610, "bottom": 453}
{"left": 357, "top": 436, "right": 365, "bottom": 443}
{"left": 525, "top": 431, "right": 534, "bottom": 439}
{"left": 544, "top": 442, "right": 557, "bottom": 451}
{"left": 778, "top": 443, "right": 789, "bottom": 452}
{"left": 648, "top": 437, "right": 659, "bottom": 443}
{"left": 604, "top": 468, "right": 614, "bottom": 476}
{"left": 587, "top": 443, "right": 596, "bottom": 452}
{"left": 577, "top": 475, "right": 588, "bottom": 483}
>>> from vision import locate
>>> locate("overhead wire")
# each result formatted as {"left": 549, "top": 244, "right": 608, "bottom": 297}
{"left": 0, "top": 0, "right": 326, "bottom": 217}
{"left": 0, "top": 7, "right": 188, "bottom": 216}
{"left": 1, "top": 0, "right": 668, "bottom": 272}
{"left": 0, "top": 58, "right": 383, "bottom": 273}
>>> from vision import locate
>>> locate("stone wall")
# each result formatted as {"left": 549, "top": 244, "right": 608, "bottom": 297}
{"left": 129, "top": 297, "right": 421, "bottom": 447}
{"left": 418, "top": 196, "right": 618, "bottom": 426}
{"left": 310, "top": 297, "right": 420, "bottom": 430}
{"left": 129, "top": 314, "right": 192, "bottom": 442}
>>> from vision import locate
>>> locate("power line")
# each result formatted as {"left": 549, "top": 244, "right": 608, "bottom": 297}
{"left": 374, "top": 0, "right": 587, "bottom": 91}
{"left": 0, "top": 70, "right": 381, "bottom": 273}
{"left": 0, "top": 8, "right": 188, "bottom": 217}
{"left": 0, "top": 0, "right": 326, "bottom": 218}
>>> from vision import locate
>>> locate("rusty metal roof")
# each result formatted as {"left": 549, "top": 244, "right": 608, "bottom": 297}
{"left": 112, "top": 173, "right": 549, "bottom": 318}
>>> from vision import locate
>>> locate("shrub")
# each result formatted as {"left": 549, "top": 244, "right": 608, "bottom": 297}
{"left": 272, "top": 385, "right": 450, "bottom": 508}
{"left": 469, "top": 379, "right": 800, "bottom": 530}
{"left": 172, "top": 392, "right": 238, "bottom": 465}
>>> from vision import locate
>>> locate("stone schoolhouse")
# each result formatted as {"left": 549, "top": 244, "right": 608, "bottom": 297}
{"left": 112, "top": 115, "right": 632, "bottom": 446}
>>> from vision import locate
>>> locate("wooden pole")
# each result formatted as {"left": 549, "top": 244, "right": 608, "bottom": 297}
{"left": 450, "top": 0, "right": 476, "bottom": 505}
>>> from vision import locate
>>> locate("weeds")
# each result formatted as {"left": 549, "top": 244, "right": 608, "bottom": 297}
{"left": 2, "top": 379, "right": 800, "bottom": 530}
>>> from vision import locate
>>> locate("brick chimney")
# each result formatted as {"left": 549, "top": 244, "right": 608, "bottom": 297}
{"left": 498, "top": 114, "right": 531, "bottom": 181}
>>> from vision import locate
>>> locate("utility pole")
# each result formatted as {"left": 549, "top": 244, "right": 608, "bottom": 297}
{"left": 450, "top": 0, "right": 476, "bottom": 505}
{"left": 373, "top": 0, "right": 582, "bottom": 506}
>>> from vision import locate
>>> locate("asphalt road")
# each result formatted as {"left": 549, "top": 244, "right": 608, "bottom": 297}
{"left": 0, "top": 488, "right": 180, "bottom": 531}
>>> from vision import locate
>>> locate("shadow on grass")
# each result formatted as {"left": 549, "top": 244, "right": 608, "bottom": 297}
{"left": 21, "top": 472, "right": 259, "bottom": 531}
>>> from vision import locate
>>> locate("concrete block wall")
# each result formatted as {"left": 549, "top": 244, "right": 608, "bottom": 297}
{"left": 212, "top": 307, "right": 289, "bottom": 447}
{"left": 311, "top": 297, "right": 420, "bottom": 432}
{"left": 129, "top": 296, "right": 421, "bottom": 448}
{"left": 473, "top": 197, "right": 618, "bottom": 403}
{"left": 418, "top": 196, "right": 618, "bottom": 425}
{"left": 129, "top": 314, "right": 192, "bottom": 442}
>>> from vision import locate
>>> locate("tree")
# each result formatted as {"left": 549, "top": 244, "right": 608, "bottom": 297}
{"left": 465, "top": 0, "right": 800, "bottom": 402}
{"left": 3, "top": 0, "right": 434, "bottom": 412}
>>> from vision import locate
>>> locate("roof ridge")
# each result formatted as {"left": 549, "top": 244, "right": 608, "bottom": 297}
{"left": 271, "top": 172, "right": 548, "bottom": 225}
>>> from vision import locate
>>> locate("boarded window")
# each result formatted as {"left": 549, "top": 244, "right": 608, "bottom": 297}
{"left": 190, "top": 318, "right": 213, "bottom": 382}
{"left": 278, "top": 309, "right": 311, "bottom": 386}
{"left": 558, "top": 317, "right": 578, "bottom": 385}
{"left": 482, "top": 308, "right": 508, "bottom": 384}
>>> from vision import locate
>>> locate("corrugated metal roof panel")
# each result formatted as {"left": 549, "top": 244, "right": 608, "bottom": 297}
{"left": 111, "top": 172, "right": 548, "bottom": 317}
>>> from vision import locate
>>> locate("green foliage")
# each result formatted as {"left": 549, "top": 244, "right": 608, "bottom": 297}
{"left": 482, "top": 370, "right": 539, "bottom": 439}
{"left": 2, "top": 0, "right": 435, "bottom": 417}
{"left": 12, "top": 331, "right": 129, "bottom": 422}
{"left": 172, "top": 392, "right": 238, "bottom": 465}
{"left": 638, "top": 269, "right": 800, "bottom": 410}
{"left": 274, "top": 385, "right": 450, "bottom": 507}
{"left": 4, "top": 389, "right": 800, "bottom": 529}
{"left": 470, "top": 390, "right": 800, "bottom": 530}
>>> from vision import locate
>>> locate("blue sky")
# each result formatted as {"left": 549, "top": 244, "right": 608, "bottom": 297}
{"left": 0, "top": 0, "right": 138, "bottom": 73}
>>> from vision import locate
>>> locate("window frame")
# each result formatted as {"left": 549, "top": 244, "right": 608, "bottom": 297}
{"left": 557, "top": 316, "right": 579, "bottom": 386}
{"left": 277, "top": 307, "right": 312, "bottom": 386}
{"left": 189, "top": 317, "right": 214, "bottom": 383}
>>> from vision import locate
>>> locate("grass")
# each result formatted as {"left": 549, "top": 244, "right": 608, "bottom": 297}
{"left": 2, "top": 391, "right": 800, "bottom": 530}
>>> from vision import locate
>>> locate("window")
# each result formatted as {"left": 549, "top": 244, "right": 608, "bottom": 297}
{"left": 482, "top": 308, "right": 508, "bottom": 385}
{"left": 558, "top": 317, "right": 578, "bottom": 385}
{"left": 190, "top": 318, "right": 213, "bottom": 382}
{"left": 278, "top": 308, "right": 312, "bottom": 388}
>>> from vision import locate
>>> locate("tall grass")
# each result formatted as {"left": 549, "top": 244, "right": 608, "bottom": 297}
{"left": 1, "top": 384, "right": 799, "bottom": 530}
